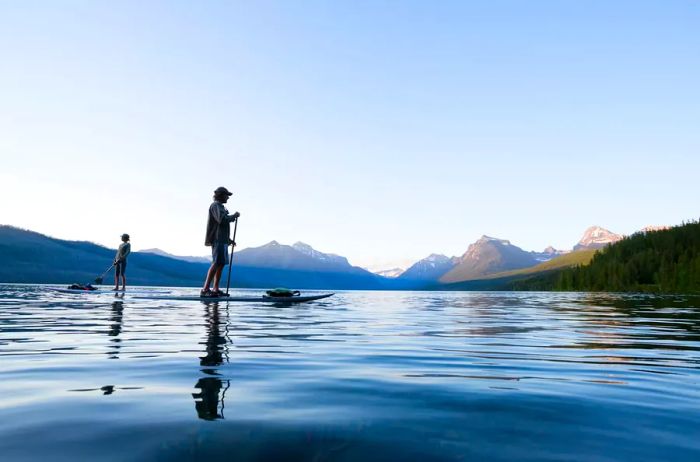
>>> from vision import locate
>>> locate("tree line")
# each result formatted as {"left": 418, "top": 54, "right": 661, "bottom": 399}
{"left": 512, "top": 220, "right": 700, "bottom": 293}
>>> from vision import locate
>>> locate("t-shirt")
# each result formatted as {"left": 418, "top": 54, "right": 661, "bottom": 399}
{"left": 115, "top": 242, "right": 131, "bottom": 262}
{"left": 205, "top": 201, "right": 235, "bottom": 246}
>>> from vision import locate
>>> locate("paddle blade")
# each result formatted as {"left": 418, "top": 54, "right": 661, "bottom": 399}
{"left": 94, "top": 277, "right": 103, "bottom": 285}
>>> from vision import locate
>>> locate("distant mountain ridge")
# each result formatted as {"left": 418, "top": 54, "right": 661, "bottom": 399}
{"left": 1, "top": 223, "right": 669, "bottom": 290}
{"left": 375, "top": 268, "right": 405, "bottom": 278}
{"left": 399, "top": 254, "right": 457, "bottom": 282}
{"left": 291, "top": 242, "right": 350, "bottom": 266}
{"left": 531, "top": 246, "right": 567, "bottom": 262}
{"left": 132, "top": 226, "right": 637, "bottom": 287}
{"left": 0, "top": 226, "right": 390, "bottom": 289}
{"left": 141, "top": 248, "right": 210, "bottom": 264}
{"left": 234, "top": 240, "right": 364, "bottom": 273}
{"left": 0, "top": 226, "right": 207, "bottom": 287}
{"left": 134, "top": 225, "right": 640, "bottom": 286}
{"left": 440, "top": 236, "right": 539, "bottom": 283}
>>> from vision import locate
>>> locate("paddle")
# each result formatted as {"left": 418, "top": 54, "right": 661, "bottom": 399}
{"left": 94, "top": 262, "right": 115, "bottom": 285}
{"left": 224, "top": 217, "right": 239, "bottom": 295}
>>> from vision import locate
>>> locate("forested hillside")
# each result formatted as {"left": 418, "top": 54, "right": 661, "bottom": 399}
{"left": 513, "top": 221, "right": 700, "bottom": 293}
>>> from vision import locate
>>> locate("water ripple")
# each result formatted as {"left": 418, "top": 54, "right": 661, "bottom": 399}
{"left": 1, "top": 285, "right": 699, "bottom": 461}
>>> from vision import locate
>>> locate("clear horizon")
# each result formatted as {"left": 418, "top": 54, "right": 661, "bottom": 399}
{"left": 1, "top": 1, "right": 698, "bottom": 269}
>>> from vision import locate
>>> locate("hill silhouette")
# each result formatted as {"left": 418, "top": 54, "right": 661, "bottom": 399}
{"left": 0, "top": 226, "right": 390, "bottom": 289}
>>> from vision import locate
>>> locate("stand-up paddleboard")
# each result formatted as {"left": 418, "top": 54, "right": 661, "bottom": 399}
{"left": 48, "top": 287, "right": 168, "bottom": 295}
{"left": 133, "top": 293, "right": 334, "bottom": 303}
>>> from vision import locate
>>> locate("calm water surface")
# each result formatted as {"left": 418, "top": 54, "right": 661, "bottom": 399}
{"left": 1, "top": 285, "right": 699, "bottom": 461}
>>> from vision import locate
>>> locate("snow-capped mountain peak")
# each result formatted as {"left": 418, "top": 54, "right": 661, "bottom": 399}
{"left": 291, "top": 241, "right": 315, "bottom": 254}
{"left": 478, "top": 235, "right": 511, "bottom": 246}
{"left": 574, "top": 226, "right": 623, "bottom": 250}
{"left": 374, "top": 267, "right": 405, "bottom": 278}
{"left": 531, "top": 245, "right": 567, "bottom": 262}
{"left": 398, "top": 254, "right": 457, "bottom": 281}
{"left": 425, "top": 253, "right": 451, "bottom": 263}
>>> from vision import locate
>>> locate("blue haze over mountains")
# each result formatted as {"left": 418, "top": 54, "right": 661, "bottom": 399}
{"left": 0, "top": 225, "right": 622, "bottom": 290}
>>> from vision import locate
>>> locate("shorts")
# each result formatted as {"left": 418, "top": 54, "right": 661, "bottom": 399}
{"left": 211, "top": 241, "right": 229, "bottom": 266}
{"left": 115, "top": 260, "right": 127, "bottom": 277}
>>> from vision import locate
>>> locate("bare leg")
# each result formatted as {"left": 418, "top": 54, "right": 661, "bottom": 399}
{"left": 121, "top": 275, "right": 126, "bottom": 291}
{"left": 114, "top": 270, "right": 119, "bottom": 290}
{"left": 212, "top": 265, "right": 225, "bottom": 292}
{"left": 203, "top": 263, "right": 218, "bottom": 291}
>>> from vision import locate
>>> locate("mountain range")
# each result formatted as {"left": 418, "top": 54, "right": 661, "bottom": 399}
{"left": 0, "top": 226, "right": 392, "bottom": 289}
{"left": 0, "top": 224, "right": 644, "bottom": 290}
{"left": 392, "top": 225, "right": 626, "bottom": 286}
{"left": 140, "top": 248, "right": 210, "bottom": 264}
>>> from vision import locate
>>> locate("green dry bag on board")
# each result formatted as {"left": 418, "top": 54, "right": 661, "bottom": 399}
{"left": 265, "top": 288, "right": 301, "bottom": 298}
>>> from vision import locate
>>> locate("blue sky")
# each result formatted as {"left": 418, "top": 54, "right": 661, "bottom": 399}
{"left": 1, "top": 1, "right": 698, "bottom": 270}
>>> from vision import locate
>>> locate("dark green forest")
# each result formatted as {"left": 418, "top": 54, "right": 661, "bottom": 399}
{"left": 513, "top": 221, "right": 700, "bottom": 293}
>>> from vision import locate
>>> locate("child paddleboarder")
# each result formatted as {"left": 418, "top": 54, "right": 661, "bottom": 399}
{"left": 114, "top": 233, "right": 131, "bottom": 291}
{"left": 202, "top": 186, "right": 240, "bottom": 297}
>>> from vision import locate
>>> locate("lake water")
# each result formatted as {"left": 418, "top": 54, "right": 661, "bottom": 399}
{"left": 1, "top": 285, "right": 699, "bottom": 461}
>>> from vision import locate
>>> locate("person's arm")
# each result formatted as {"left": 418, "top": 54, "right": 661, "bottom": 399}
{"left": 114, "top": 243, "right": 131, "bottom": 263}
{"left": 212, "top": 203, "right": 240, "bottom": 223}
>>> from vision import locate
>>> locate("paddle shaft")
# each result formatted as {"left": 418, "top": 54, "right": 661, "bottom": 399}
{"left": 94, "top": 262, "right": 115, "bottom": 284}
{"left": 225, "top": 217, "right": 238, "bottom": 295}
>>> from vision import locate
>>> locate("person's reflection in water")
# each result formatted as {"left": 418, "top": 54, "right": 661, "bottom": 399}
{"left": 107, "top": 297, "right": 124, "bottom": 359}
{"left": 192, "top": 301, "right": 230, "bottom": 420}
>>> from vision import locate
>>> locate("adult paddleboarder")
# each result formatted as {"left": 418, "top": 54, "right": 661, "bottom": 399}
{"left": 201, "top": 186, "right": 240, "bottom": 297}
